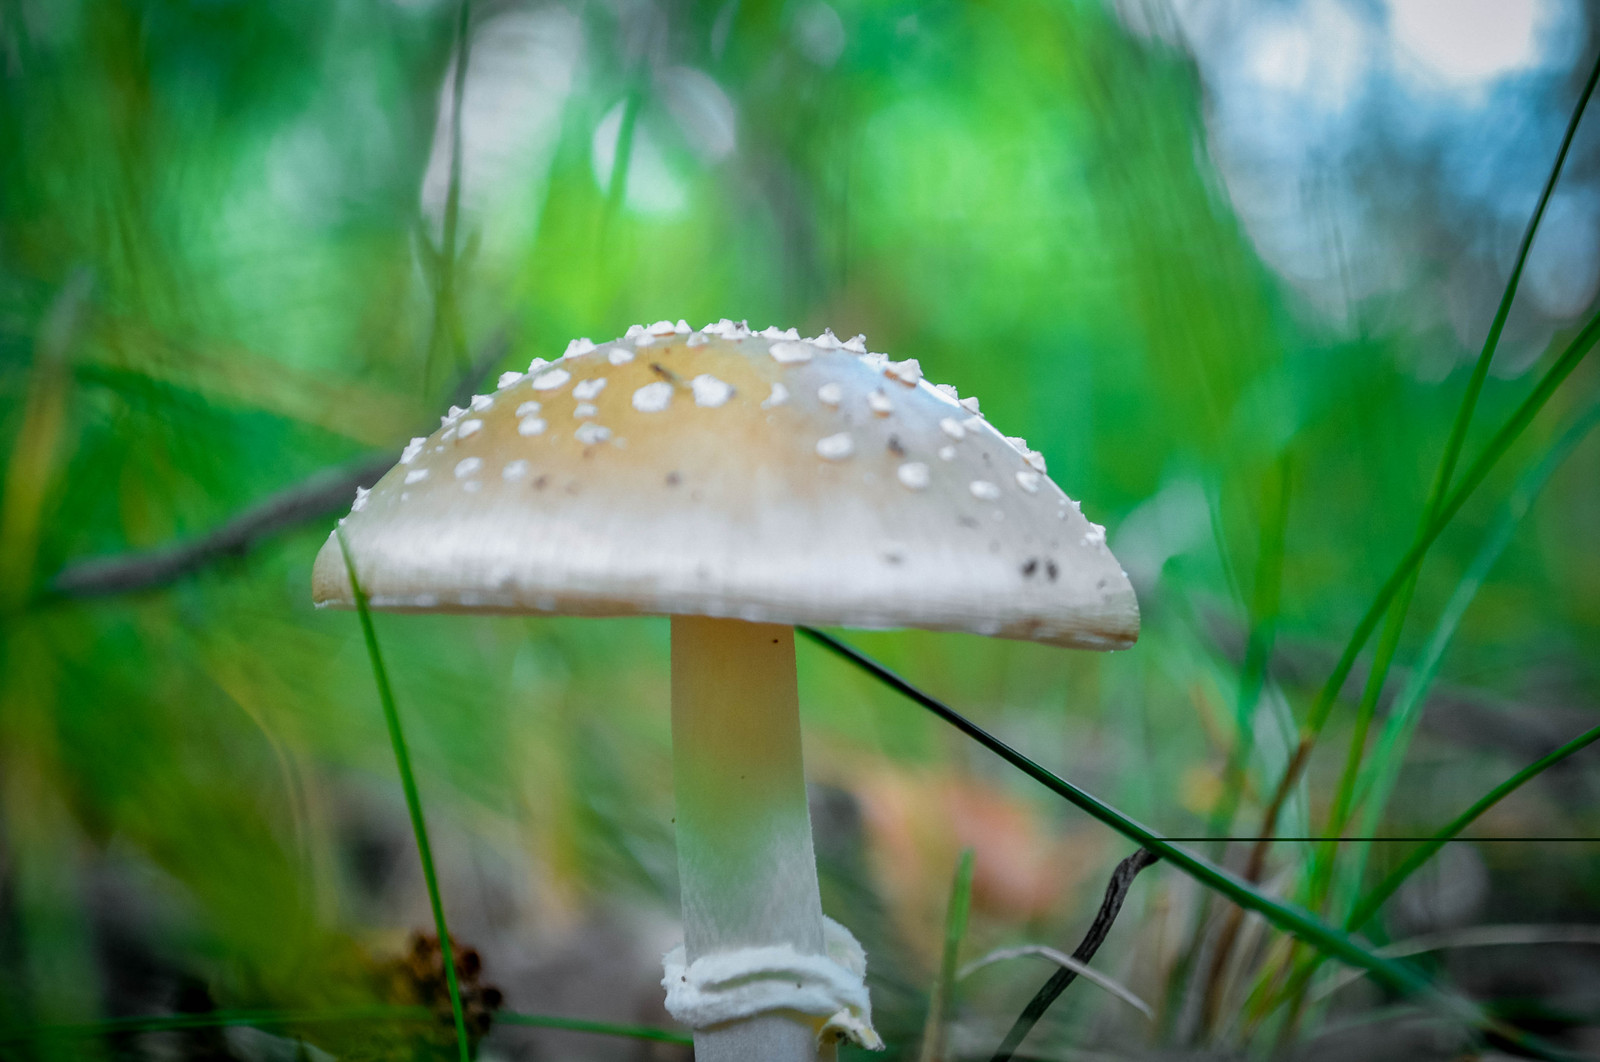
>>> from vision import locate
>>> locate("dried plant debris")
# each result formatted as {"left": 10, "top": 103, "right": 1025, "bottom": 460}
{"left": 385, "top": 932, "right": 503, "bottom": 1040}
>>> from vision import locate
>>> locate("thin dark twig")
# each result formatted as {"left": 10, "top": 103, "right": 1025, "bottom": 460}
{"left": 44, "top": 335, "right": 508, "bottom": 601}
{"left": 47, "top": 455, "right": 395, "bottom": 598}
{"left": 989, "top": 849, "right": 1160, "bottom": 1062}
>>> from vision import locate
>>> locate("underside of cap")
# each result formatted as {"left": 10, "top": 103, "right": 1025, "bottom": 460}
{"left": 313, "top": 323, "right": 1138, "bottom": 650}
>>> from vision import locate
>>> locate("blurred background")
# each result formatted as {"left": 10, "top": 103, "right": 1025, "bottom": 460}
{"left": 2, "top": 0, "right": 1599, "bottom": 1058}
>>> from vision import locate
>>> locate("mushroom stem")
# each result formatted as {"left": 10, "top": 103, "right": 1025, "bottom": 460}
{"left": 671, "top": 616, "right": 827, "bottom": 1062}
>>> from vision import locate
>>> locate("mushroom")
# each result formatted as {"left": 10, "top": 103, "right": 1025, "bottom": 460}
{"left": 312, "top": 320, "right": 1138, "bottom": 1060}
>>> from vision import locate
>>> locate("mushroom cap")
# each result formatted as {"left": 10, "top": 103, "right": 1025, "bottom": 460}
{"left": 312, "top": 322, "right": 1138, "bottom": 649}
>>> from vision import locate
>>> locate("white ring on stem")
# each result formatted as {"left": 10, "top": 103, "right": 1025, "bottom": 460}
{"left": 662, "top": 916, "right": 884, "bottom": 1050}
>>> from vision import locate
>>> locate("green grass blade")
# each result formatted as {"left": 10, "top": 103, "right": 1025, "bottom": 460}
{"left": 1272, "top": 357, "right": 1600, "bottom": 1029}
{"left": 1322, "top": 309, "right": 1600, "bottom": 741}
{"left": 0, "top": 1007, "right": 692, "bottom": 1047}
{"left": 1253, "top": 49, "right": 1600, "bottom": 877}
{"left": 335, "top": 531, "right": 471, "bottom": 1062}
{"left": 1256, "top": 402, "right": 1600, "bottom": 1034}
{"left": 495, "top": 1012, "right": 693, "bottom": 1045}
{"left": 0, "top": 1007, "right": 433, "bottom": 1043}
{"left": 796, "top": 632, "right": 1446, "bottom": 1004}
{"left": 1341, "top": 401, "right": 1600, "bottom": 914}
{"left": 1313, "top": 46, "right": 1600, "bottom": 906}
{"left": 796, "top": 630, "right": 1586, "bottom": 1061}
{"left": 1258, "top": 309, "right": 1600, "bottom": 831}
{"left": 1191, "top": 462, "right": 1291, "bottom": 1029}
{"left": 1242, "top": 309, "right": 1600, "bottom": 906}
{"left": 1270, "top": 719, "right": 1600, "bottom": 1038}
{"left": 1305, "top": 35, "right": 1593, "bottom": 745}
{"left": 1348, "top": 722, "right": 1600, "bottom": 935}
{"left": 1429, "top": 48, "right": 1600, "bottom": 501}
{"left": 919, "top": 848, "right": 976, "bottom": 1062}
{"left": 1315, "top": 582, "right": 1415, "bottom": 897}
{"left": 1209, "top": 459, "right": 1292, "bottom": 840}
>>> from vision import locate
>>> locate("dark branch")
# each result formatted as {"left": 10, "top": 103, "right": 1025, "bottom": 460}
{"left": 989, "top": 849, "right": 1161, "bottom": 1062}
{"left": 48, "top": 455, "right": 396, "bottom": 599}
{"left": 45, "top": 334, "right": 508, "bottom": 601}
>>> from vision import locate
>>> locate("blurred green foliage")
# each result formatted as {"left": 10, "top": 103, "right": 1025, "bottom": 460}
{"left": 2, "top": 0, "right": 1598, "bottom": 1058}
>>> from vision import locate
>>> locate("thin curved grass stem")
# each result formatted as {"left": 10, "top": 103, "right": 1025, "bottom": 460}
{"left": 919, "top": 848, "right": 976, "bottom": 1062}
{"left": 1266, "top": 718, "right": 1600, "bottom": 1040}
{"left": 962, "top": 946, "right": 1154, "bottom": 1019}
{"left": 1195, "top": 460, "right": 1291, "bottom": 1032}
{"left": 336, "top": 531, "right": 471, "bottom": 1062}
{"left": 1313, "top": 924, "right": 1600, "bottom": 1003}
{"left": 1349, "top": 722, "right": 1600, "bottom": 934}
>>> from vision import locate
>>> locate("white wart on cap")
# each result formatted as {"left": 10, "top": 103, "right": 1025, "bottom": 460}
{"left": 313, "top": 323, "right": 1138, "bottom": 649}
